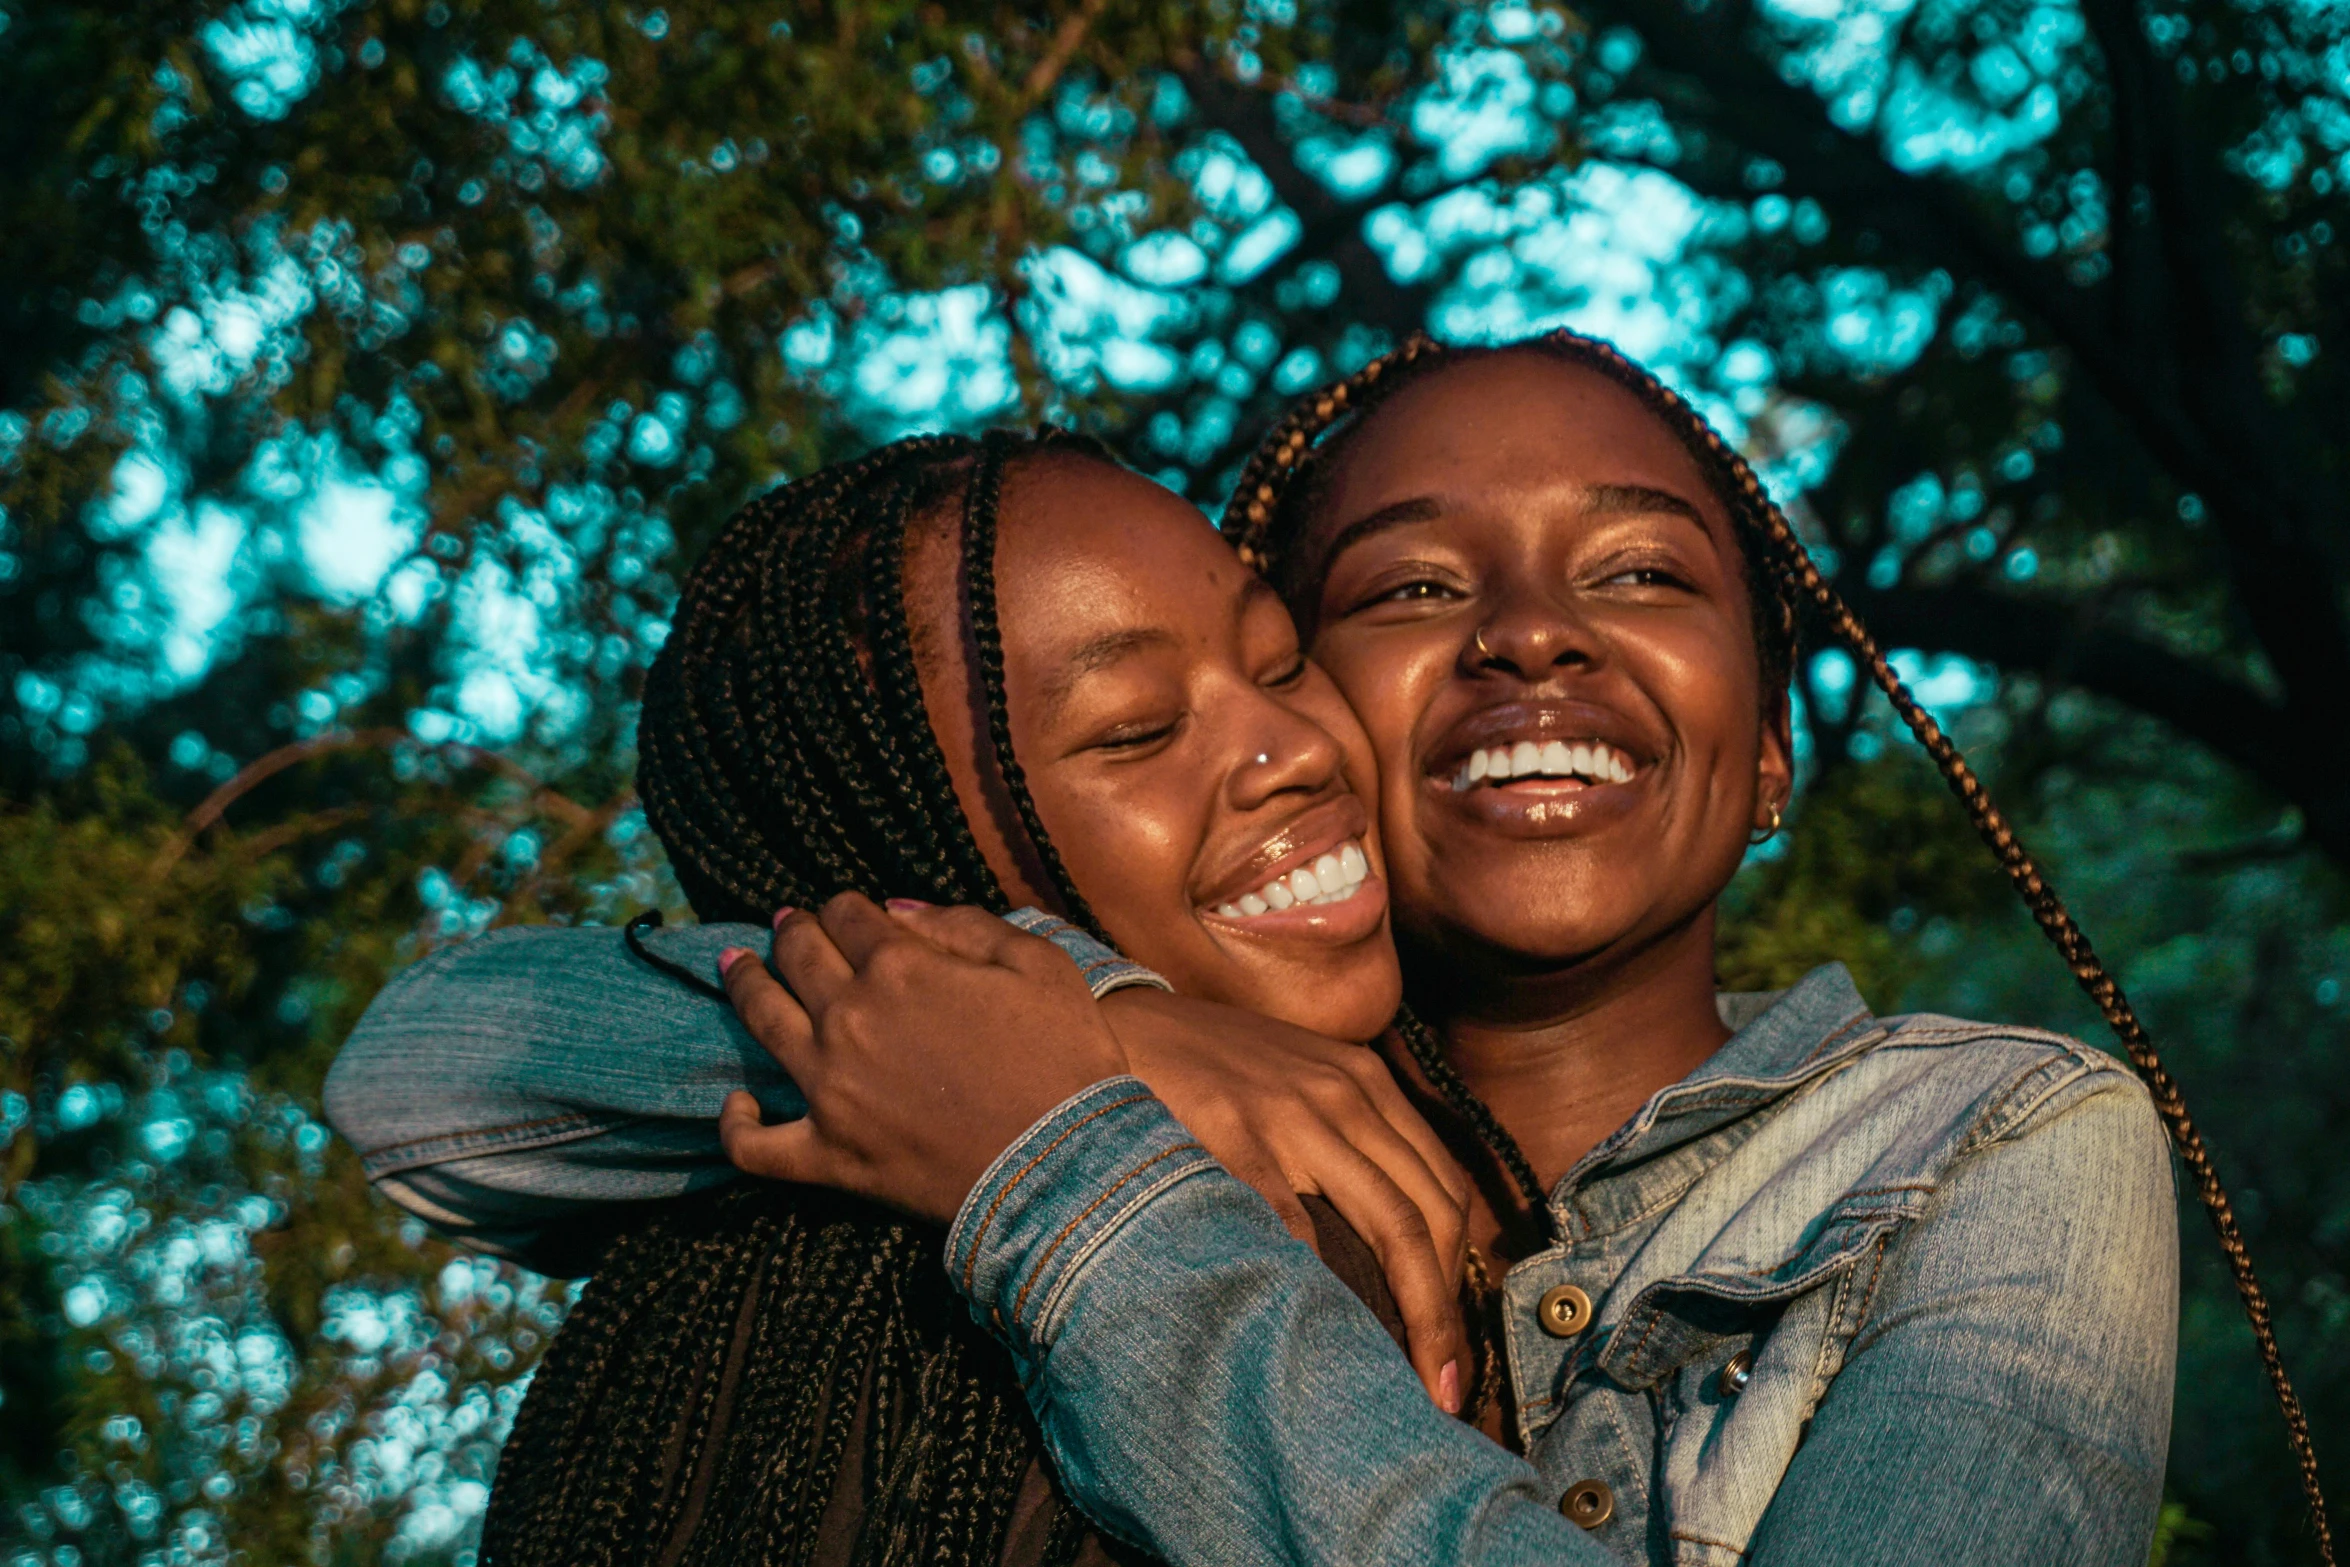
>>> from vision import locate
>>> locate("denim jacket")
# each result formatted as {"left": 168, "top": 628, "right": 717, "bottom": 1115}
{"left": 947, "top": 965, "right": 2178, "bottom": 1567}
{"left": 322, "top": 911, "right": 1165, "bottom": 1269}
{"left": 329, "top": 930, "right": 2176, "bottom": 1564}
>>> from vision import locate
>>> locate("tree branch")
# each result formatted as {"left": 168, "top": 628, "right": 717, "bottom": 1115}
{"left": 1180, "top": 66, "right": 1428, "bottom": 337}
{"left": 1838, "top": 580, "right": 2347, "bottom": 861}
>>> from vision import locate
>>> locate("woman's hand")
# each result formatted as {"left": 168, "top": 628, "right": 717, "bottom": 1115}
{"left": 716, "top": 895, "right": 1472, "bottom": 1412}
{"left": 1098, "top": 987, "right": 1474, "bottom": 1413}
{"left": 714, "top": 894, "right": 1130, "bottom": 1225}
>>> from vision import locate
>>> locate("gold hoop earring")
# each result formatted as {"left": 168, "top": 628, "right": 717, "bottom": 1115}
{"left": 1749, "top": 799, "right": 1784, "bottom": 846}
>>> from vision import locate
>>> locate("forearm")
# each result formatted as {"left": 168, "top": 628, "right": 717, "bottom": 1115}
{"left": 324, "top": 922, "right": 792, "bottom": 1247}
{"left": 326, "top": 912, "right": 1168, "bottom": 1264}
{"left": 948, "top": 1081, "right": 1613, "bottom": 1567}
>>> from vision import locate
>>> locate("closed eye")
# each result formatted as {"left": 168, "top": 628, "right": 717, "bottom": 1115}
{"left": 1091, "top": 716, "right": 1183, "bottom": 753}
{"left": 1261, "top": 654, "right": 1309, "bottom": 689}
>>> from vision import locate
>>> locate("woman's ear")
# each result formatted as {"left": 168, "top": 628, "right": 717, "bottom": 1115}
{"left": 1756, "top": 686, "right": 1796, "bottom": 828}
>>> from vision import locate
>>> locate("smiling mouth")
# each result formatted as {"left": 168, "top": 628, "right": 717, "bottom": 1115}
{"left": 1208, "top": 840, "right": 1372, "bottom": 920}
{"left": 1447, "top": 739, "right": 1638, "bottom": 793}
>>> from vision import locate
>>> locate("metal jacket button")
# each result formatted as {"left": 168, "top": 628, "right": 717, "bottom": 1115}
{"left": 1561, "top": 1479, "right": 1614, "bottom": 1529}
{"left": 1536, "top": 1283, "right": 1592, "bottom": 1338}
{"left": 1719, "top": 1349, "right": 1753, "bottom": 1396}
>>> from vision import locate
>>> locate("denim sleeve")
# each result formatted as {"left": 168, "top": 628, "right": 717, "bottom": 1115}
{"left": 946, "top": 1080, "right": 1616, "bottom": 1567}
{"left": 325, "top": 912, "right": 1165, "bottom": 1270}
{"left": 948, "top": 1076, "right": 2176, "bottom": 1567}
{"left": 1744, "top": 1074, "right": 2177, "bottom": 1566}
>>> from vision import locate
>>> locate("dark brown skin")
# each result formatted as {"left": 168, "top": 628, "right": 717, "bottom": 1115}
{"left": 1293, "top": 350, "right": 1793, "bottom": 1259}
{"left": 717, "top": 366, "right": 1798, "bottom": 1423}
{"left": 913, "top": 453, "right": 1403, "bottom": 1039}
{"left": 718, "top": 453, "right": 1474, "bottom": 1402}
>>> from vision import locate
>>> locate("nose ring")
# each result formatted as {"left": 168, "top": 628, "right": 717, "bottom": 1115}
{"left": 1472, "top": 626, "right": 1497, "bottom": 661}
{"left": 1255, "top": 753, "right": 1270, "bottom": 766}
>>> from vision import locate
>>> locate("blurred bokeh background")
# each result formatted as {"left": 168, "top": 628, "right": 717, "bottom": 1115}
{"left": 1, "top": 1, "right": 2343, "bottom": 1561}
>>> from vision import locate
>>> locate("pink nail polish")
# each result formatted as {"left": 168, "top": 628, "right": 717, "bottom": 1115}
{"left": 1438, "top": 1359, "right": 1462, "bottom": 1415}
{"left": 718, "top": 947, "right": 751, "bottom": 977}
{"left": 770, "top": 906, "right": 797, "bottom": 929}
{"left": 885, "top": 897, "right": 933, "bottom": 913}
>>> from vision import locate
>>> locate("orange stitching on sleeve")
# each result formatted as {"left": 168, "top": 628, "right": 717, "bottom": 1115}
{"left": 957, "top": 1091, "right": 1153, "bottom": 1294}
{"left": 1010, "top": 1142, "right": 1207, "bottom": 1329}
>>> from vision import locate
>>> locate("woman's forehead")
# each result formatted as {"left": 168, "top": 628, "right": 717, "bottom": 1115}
{"left": 997, "top": 455, "right": 1260, "bottom": 641}
{"left": 1298, "top": 352, "right": 1732, "bottom": 574}
{"left": 1328, "top": 352, "right": 1715, "bottom": 507}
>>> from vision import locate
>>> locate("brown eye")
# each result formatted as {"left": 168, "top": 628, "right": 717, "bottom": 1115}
{"left": 1351, "top": 578, "right": 1460, "bottom": 613}
{"left": 1601, "top": 565, "right": 1695, "bottom": 591}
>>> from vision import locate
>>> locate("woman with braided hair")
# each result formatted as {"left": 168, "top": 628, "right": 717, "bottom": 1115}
{"left": 331, "top": 424, "right": 1490, "bottom": 1566}
{"left": 714, "top": 332, "right": 2330, "bottom": 1565}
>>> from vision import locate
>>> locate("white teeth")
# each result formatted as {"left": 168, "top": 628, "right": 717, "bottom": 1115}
{"left": 1446, "top": 740, "right": 1639, "bottom": 792}
{"left": 1206, "top": 836, "right": 1374, "bottom": 920}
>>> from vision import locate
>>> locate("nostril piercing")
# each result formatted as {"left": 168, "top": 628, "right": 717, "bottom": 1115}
{"left": 1255, "top": 753, "right": 1270, "bottom": 765}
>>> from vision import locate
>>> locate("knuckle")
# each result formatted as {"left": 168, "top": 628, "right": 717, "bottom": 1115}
{"left": 865, "top": 941, "right": 923, "bottom": 986}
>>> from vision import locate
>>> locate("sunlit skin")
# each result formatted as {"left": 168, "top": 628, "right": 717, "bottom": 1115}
{"left": 903, "top": 450, "right": 1404, "bottom": 1050}
{"left": 1292, "top": 350, "right": 1794, "bottom": 1250}
{"left": 729, "top": 453, "right": 1470, "bottom": 1400}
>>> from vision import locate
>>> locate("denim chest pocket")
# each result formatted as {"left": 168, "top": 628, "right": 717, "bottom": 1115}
{"left": 1590, "top": 1195, "right": 1916, "bottom": 1565}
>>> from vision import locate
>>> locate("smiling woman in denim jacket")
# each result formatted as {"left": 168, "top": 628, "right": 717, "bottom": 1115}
{"left": 331, "top": 334, "right": 2329, "bottom": 1565}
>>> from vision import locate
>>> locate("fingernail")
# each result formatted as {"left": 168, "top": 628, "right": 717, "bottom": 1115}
{"left": 885, "top": 897, "right": 933, "bottom": 913}
{"left": 718, "top": 946, "right": 752, "bottom": 977}
{"left": 770, "top": 906, "right": 797, "bottom": 930}
{"left": 1438, "top": 1359, "right": 1461, "bottom": 1415}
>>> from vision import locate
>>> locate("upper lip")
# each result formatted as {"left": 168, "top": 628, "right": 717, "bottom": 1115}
{"left": 1193, "top": 794, "right": 1370, "bottom": 909}
{"left": 1425, "top": 700, "right": 1657, "bottom": 778}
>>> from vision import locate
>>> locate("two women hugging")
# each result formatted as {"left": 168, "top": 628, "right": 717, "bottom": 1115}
{"left": 327, "top": 332, "right": 2322, "bottom": 1566}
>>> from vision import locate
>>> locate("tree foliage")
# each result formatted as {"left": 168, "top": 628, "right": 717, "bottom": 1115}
{"left": 0, "top": 0, "right": 2342, "bottom": 1561}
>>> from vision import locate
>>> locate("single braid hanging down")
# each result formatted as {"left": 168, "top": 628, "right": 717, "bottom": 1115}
{"left": 1227, "top": 329, "right": 2333, "bottom": 1563}
{"left": 483, "top": 430, "right": 1124, "bottom": 1567}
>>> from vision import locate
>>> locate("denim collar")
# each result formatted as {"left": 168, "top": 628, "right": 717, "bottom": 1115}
{"left": 1549, "top": 963, "right": 1879, "bottom": 1240}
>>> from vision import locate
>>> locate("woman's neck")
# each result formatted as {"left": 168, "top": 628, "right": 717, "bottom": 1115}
{"left": 1409, "top": 907, "right": 1731, "bottom": 1220}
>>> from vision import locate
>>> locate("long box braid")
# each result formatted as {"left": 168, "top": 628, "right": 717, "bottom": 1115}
{"left": 484, "top": 430, "right": 1120, "bottom": 1567}
{"left": 1226, "top": 330, "right": 2334, "bottom": 1564}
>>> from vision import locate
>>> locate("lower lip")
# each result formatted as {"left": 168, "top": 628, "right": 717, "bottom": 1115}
{"left": 1424, "top": 773, "right": 1646, "bottom": 836}
{"left": 1198, "top": 873, "right": 1389, "bottom": 944}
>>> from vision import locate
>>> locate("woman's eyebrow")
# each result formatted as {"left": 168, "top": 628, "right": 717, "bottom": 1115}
{"left": 1316, "top": 495, "right": 1445, "bottom": 572}
{"left": 1583, "top": 483, "right": 1708, "bottom": 528}
{"left": 1039, "top": 627, "right": 1177, "bottom": 718}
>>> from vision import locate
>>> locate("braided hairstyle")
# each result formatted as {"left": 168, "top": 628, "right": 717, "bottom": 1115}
{"left": 1227, "top": 329, "right": 2334, "bottom": 1564}
{"left": 482, "top": 429, "right": 1120, "bottom": 1567}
